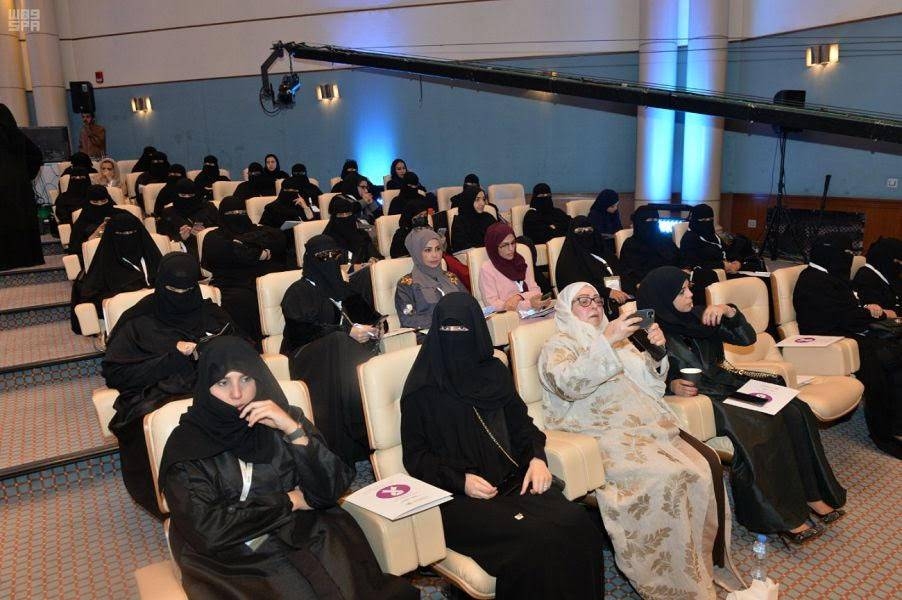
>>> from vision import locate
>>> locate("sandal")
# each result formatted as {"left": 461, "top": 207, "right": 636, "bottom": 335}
{"left": 811, "top": 508, "right": 845, "bottom": 525}
{"left": 777, "top": 523, "right": 824, "bottom": 548}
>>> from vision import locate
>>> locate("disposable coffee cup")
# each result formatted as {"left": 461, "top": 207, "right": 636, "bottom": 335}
{"left": 680, "top": 368, "right": 702, "bottom": 385}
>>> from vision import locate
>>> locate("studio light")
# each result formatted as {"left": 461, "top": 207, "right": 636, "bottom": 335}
{"left": 276, "top": 73, "right": 301, "bottom": 106}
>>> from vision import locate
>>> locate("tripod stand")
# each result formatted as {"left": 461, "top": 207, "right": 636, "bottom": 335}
{"left": 759, "top": 129, "right": 807, "bottom": 261}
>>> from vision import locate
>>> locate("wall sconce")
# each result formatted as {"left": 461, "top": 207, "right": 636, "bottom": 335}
{"left": 316, "top": 84, "right": 339, "bottom": 102}
{"left": 130, "top": 96, "right": 152, "bottom": 113}
{"left": 806, "top": 44, "right": 839, "bottom": 67}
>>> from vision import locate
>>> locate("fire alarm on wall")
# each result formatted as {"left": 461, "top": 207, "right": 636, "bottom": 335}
{"left": 95, "top": 71, "right": 104, "bottom": 84}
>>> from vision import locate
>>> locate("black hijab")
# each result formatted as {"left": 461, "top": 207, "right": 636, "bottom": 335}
{"left": 159, "top": 335, "right": 292, "bottom": 484}
{"left": 637, "top": 266, "right": 716, "bottom": 339}
{"left": 632, "top": 205, "right": 664, "bottom": 244}
{"left": 132, "top": 146, "right": 156, "bottom": 172}
{"left": 389, "top": 158, "right": 406, "bottom": 186}
{"left": 218, "top": 195, "right": 254, "bottom": 238}
{"left": 530, "top": 183, "right": 553, "bottom": 213}
{"left": 688, "top": 203, "right": 718, "bottom": 242}
{"left": 402, "top": 293, "right": 514, "bottom": 410}
{"left": 199, "top": 155, "right": 220, "bottom": 180}
{"left": 453, "top": 186, "right": 496, "bottom": 249}
{"left": 303, "top": 234, "right": 351, "bottom": 301}
{"left": 67, "top": 151, "right": 96, "bottom": 173}
{"left": 262, "top": 153, "right": 288, "bottom": 184}
{"left": 147, "top": 151, "right": 170, "bottom": 181}
{"left": 339, "top": 159, "right": 358, "bottom": 180}
{"left": 556, "top": 216, "right": 618, "bottom": 289}
{"left": 398, "top": 172, "right": 421, "bottom": 200}
{"left": 809, "top": 233, "right": 854, "bottom": 281}
{"left": 152, "top": 252, "right": 206, "bottom": 330}
{"left": 154, "top": 165, "right": 188, "bottom": 214}
{"left": 399, "top": 195, "right": 430, "bottom": 230}
{"left": 866, "top": 237, "right": 902, "bottom": 286}
{"left": 56, "top": 167, "right": 91, "bottom": 222}
{"left": 291, "top": 163, "right": 307, "bottom": 178}
{"left": 339, "top": 173, "right": 367, "bottom": 200}
{"left": 588, "top": 188, "right": 622, "bottom": 234}
{"left": 71, "top": 185, "right": 118, "bottom": 248}
{"left": 81, "top": 212, "right": 162, "bottom": 298}
{"left": 323, "top": 194, "right": 362, "bottom": 256}
{"left": 171, "top": 178, "right": 203, "bottom": 218}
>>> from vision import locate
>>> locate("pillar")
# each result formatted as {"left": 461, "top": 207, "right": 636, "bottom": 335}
{"left": 24, "top": 0, "right": 67, "bottom": 126}
{"left": 0, "top": 0, "right": 29, "bottom": 124}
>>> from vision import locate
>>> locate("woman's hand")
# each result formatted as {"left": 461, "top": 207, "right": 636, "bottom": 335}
{"left": 176, "top": 341, "right": 197, "bottom": 356}
{"left": 646, "top": 322, "right": 666, "bottom": 347}
{"left": 864, "top": 304, "right": 884, "bottom": 319}
{"left": 603, "top": 312, "right": 642, "bottom": 344}
{"left": 464, "top": 474, "right": 498, "bottom": 500}
{"left": 240, "top": 400, "right": 298, "bottom": 434}
{"left": 670, "top": 378, "right": 699, "bottom": 397}
{"left": 529, "top": 295, "right": 551, "bottom": 310}
{"left": 885, "top": 309, "right": 898, "bottom": 319}
{"left": 700, "top": 304, "right": 736, "bottom": 326}
{"left": 287, "top": 488, "right": 311, "bottom": 511}
{"left": 609, "top": 289, "right": 631, "bottom": 304}
{"left": 349, "top": 324, "right": 378, "bottom": 343}
{"left": 258, "top": 249, "right": 271, "bottom": 261}
{"left": 724, "top": 260, "right": 742, "bottom": 274}
{"left": 294, "top": 196, "right": 308, "bottom": 208}
{"left": 521, "top": 458, "right": 552, "bottom": 495}
{"left": 178, "top": 224, "right": 192, "bottom": 241}
{"left": 504, "top": 294, "right": 522, "bottom": 311}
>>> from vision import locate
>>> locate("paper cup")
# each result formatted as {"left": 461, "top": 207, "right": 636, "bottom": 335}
{"left": 679, "top": 368, "right": 702, "bottom": 385}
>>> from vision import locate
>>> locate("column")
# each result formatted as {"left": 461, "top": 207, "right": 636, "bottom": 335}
{"left": 0, "top": 0, "right": 29, "bottom": 124}
{"left": 24, "top": 0, "right": 67, "bottom": 126}
{"left": 680, "top": 0, "right": 729, "bottom": 222}
{"left": 634, "top": 0, "right": 679, "bottom": 209}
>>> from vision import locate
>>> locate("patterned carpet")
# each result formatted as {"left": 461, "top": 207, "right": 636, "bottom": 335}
{"left": 0, "top": 280, "right": 71, "bottom": 311}
{"left": 0, "top": 252, "right": 64, "bottom": 273}
{"left": 0, "top": 311, "right": 101, "bottom": 368}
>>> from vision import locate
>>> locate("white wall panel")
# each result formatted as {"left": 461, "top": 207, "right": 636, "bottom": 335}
{"left": 740, "top": 0, "right": 902, "bottom": 39}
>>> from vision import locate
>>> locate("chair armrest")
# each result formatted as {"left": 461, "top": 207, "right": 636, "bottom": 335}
{"left": 134, "top": 561, "right": 188, "bottom": 600}
{"left": 535, "top": 244, "right": 548, "bottom": 266}
{"left": 485, "top": 310, "right": 520, "bottom": 347}
{"left": 379, "top": 329, "right": 417, "bottom": 354}
{"left": 340, "top": 501, "right": 446, "bottom": 576}
{"left": 779, "top": 340, "right": 859, "bottom": 376}
{"left": 143, "top": 217, "right": 157, "bottom": 234}
{"left": 664, "top": 394, "right": 717, "bottom": 442}
{"left": 544, "top": 430, "right": 605, "bottom": 500}
{"left": 74, "top": 303, "right": 101, "bottom": 337}
{"left": 63, "top": 254, "right": 82, "bottom": 280}
{"left": 261, "top": 353, "right": 290, "bottom": 380}
{"left": 59, "top": 223, "right": 72, "bottom": 248}
{"left": 730, "top": 360, "right": 797, "bottom": 388}
{"left": 92, "top": 387, "right": 120, "bottom": 438}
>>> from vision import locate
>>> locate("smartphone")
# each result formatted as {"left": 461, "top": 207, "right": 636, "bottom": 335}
{"left": 730, "top": 391, "right": 771, "bottom": 405}
{"left": 628, "top": 309, "right": 655, "bottom": 329}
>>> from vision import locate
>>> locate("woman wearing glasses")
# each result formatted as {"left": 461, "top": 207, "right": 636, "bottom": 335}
{"left": 478, "top": 222, "right": 550, "bottom": 313}
{"left": 539, "top": 282, "right": 736, "bottom": 599}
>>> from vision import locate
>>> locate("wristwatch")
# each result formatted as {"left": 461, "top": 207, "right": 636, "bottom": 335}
{"left": 283, "top": 425, "right": 306, "bottom": 443}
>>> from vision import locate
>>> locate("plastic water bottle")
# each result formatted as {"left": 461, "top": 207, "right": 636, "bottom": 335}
{"left": 750, "top": 534, "right": 768, "bottom": 582}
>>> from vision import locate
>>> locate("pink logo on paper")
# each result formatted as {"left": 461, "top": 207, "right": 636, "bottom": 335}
{"left": 376, "top": 484, "right": 410, "bottom": 499}
{"left": 750, "top": 393, "right": 772, "bottom": 402}
{"left": 794, "top": 337, "right": 816, "bottom": 343}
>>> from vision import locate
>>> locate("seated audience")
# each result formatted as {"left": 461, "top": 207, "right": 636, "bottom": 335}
{"left": 640, "top": 266, "right": 848, "bottom": 540}
{"left": 619, "top": 206, "right": 681, "bottom": 294}
{"left": 135, "top": 151, "right": 170, "bottom": 198}
{"left": 555, "top": 216, "right": 630, "bottom": 316}
{"left": 587, "top": 188, "right": 622, "bottom": 254}
{"left": 451, "top": 186, "right": 496, "bottom": 253}
{"left": 102, "top": 253, "right": 237, "bottom": 518}
{"left": 193, "top": 154, "right": 230, "bottom": 200}
{"left": 539, "top": 281, "right": 733, "bottom": 598}
{"left": 853, "top": 236, "right": 901, "bottom": 316}
{"left": 260, "top": 176, "right": 317, "bottom": 229}
{"left": 97, "top": 157, "right": 126, "bottom": 196}
{"left": 203, "top": 196, "right": 287, "bottom": 347}
{"left": 401, "top": 293, "right": 604, "bottom": 599}
{"left": 131, "top": 146, "right": 157, "bottom": 173}
{"left": 449, "top": 173, "right": 480, "bottom": 209}
{"left": 70, "top": 211, "right": 162, "bottom": 334}
{"left": 62, "top": 151, "right": 96, "bottom": 175}
{"left": 261, "top": 152, "right": 289, "bottom": 188}
{"left": 67, "top": 185, "right": 118, "bottom": 259}
{"left": 281, "top": 235, "right": 384, "bottom": 463}
{"left": 289, "top": 163, "right": 323, "bottom": 204}
{"left": 795, "top": 234, "right": 902, "bottom": 458}
{"left": 159, "top": 336, "right": 417, "bottom": 600}
{"left": 396, "top": 228, "right": 468, "bottom": 330}
{"left": 388, "top": 172, "right": 426, "bottom": 217}
{"left": 152, "top": 163, "right": 188, "bottom": 216}
{"left": 385, "top": 158, "right": 410, "bottom": 190}
{"left": 55, "top": 167, "right": 91, "bottom": 224}
{"left": 523, "top": 183, "right": 570, "bottom": 244}
{"left": 339, "top": 173, "right": 381, "bottom": 224}
{"left": 158, "top": 179, "right": 220, "bottom": 256}
{"left": 390, "top": 196, "right": 431, "bottom": 258}
{"left": 330, "top": 159, "right": 359, "bottom": 192}
{"left": 234, "top": 162, "right": 274, "bottom": 200}
{"left": 323, "top": 194, "right": 381, "bottom": 267}
{"left": 478, "top": 222, "right": 549, "bottom": 313}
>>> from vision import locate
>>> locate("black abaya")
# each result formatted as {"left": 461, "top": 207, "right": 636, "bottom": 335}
{"left": 0, "top": 104, "right": 44, "bottom": 270}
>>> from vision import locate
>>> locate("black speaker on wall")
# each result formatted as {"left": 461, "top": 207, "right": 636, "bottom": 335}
{"left": 69, "top": 81, "right": 95, "bottom": 114}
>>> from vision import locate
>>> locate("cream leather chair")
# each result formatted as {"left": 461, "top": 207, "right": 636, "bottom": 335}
{"left": 565, "top": 199, "right": 593, "bottom": 218}
{"left": 850, "top": 255, "right": 866, "bottom": 278}
{"left": 246, "top": 195, "right": 278, "bottom": 224}
{"left": 486, "top": 183, "right": 526, "bottom": 215}
{"left": 108, "top": 186, "right": 126, "bottom": 205}
{"left": 330, "top": 176, "right": 342, "bottom": 188}
{"left": 770, "top": 265, "right": 860, "bottom": 376}
{"left": 613, "top": 228, "right": 633, "bottom": 257}
{"left": 186, "top": 168, "right": 230, "bottom": 181}
{"left": 256, "top": 269, "right": 304, "bottom": 355}
{"left": 546, "top": 236, "right": 566, "bottom": 293}
{"left": 64, "top": 222, "right": 166, "bottom": 282}
{"left": 381, "top": 189, "right": 401, "bottom": 215}
{"left": 292, "top": 220, "right": 329, "bottom": 267}
{"left": 195, "top": 226, "right": 217, "bottom": 265}
{"left": 117, "top": 159, "right": 138, "bottom": 177}
{"left": 508, "top": 204, "right": 549, "bottom": 266}
{"left": 318, "top": 192, "right": 339, "bottom": 217}
{"left": 436, "top": 186, "right": 462, "bottom": 212}
{"left": 142, "top": 183, "right": 166, "bottom": 216}
{"left": 672, "top": 221, "right": 690, "bottom": 248}
{"left": 126, "top": 172, "right": 143, "bottom": 201}
{"left": 60, "top": 204, "right": 144, "bottom": 255}
{"left": 212, "top": 181, "right": 241, "bottom": 203}
{"left": 707, "top": 277, "right": 863, "bottom": 422}
{"left": 509, "top": 318, "right": 730, "bottom": 460}
{"left": 375, "top": 214, "right": 402, "bottom": 258}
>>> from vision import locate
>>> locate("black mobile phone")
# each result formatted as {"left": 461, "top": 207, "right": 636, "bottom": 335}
{"left": 730, "top": 391, "right": 771, "bottom": 405}
{"left": 629, "top": 309, "right": 655, "bottom": 329}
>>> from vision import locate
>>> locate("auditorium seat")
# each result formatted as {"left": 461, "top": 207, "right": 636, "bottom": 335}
{"left": 256, "top": 269, "right": 304, "bottom": 355}
{"left": 672, "top": 221, "right": 690, "bottom": 247}
{"left": 381, "top": 189, "right": 401, "bottom": 215}
{"left": 246, "top": 195, "right": 278, "bottom": 224}
{"left": 330, "top": 176, "right": 341, "bottom": 188}
{"left": 318, "top": 192, "right": 339, "bottom": 217}
{"left": 435, "top": 186, "right": 462, "bottom": 212}
{"left": 126, "top": 172, "right": 143, "bottom": 201}
{"left": 141, "top": 183, "right": 166, "bottom": 216}
{"left": 195, "top": 226, "right": 217, "bottom": 266}
{"left": 546, "top": 236, "right": 565, "bottom": 293}
{"left": 486, "top": 183, "right": 526, "bottom": 216}
{"left": 508, "top": 204, "right": 549, "bottom": 266}
{"left": 116, "top": 159, "right": 138, "bottom": 177}
{"left": 186, "top": 168, "right": 230, "bottom": 181}
{"left": 212, "top": 181, "right": 241, "bottom": 203}
{"left": 613, "top": 228, "right": 632, "bottom": 257}
{"left": 565, "top": 199, "right": 593, "bottom": 218}
{"left": 375, "top": 214, "right": 402, "bottom": 258}
{"left": 292, "top": 220, "right": 329, "bottom": 266}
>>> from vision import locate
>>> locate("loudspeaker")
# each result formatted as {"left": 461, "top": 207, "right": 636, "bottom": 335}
{"left": 773, "top": 89, "right": 806, "bottom": 107}
{"left": 69, "top": 81, "right": 95, "bottom": 114}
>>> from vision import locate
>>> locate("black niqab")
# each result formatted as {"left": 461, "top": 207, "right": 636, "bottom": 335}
{"left": 55, "top": 167, "right": 91, "bottom": 223}
{"left": 132, "top": 146, "right": 156, "bottom": 172}
{"left": 688, "top": 204, "right": 718, "bottom": 241}
{"left": 809, "top": 233, "right": 854, "bottom": 280}
{"left": 218, "top": 195, "right": 254, "bottom": 237}
{"left": 152, "top": 252, "right": 205, "bottom": 330}
{"left": 172, "top": 178, "right": 203, "bottom": 218}
{"left": 555, "top": 216, "right": 619, "bottom": 292}
{"left": 866, "top": 237, "right": 901, "bottom": 286}
{"left": 80, "top": 212, "right": 162, "bottom": 298}
{"left": 302, "top": 235, "right": 352, "bottom": 301}
{"left": 530, "top": 182, "right": 553, "bottom": 212}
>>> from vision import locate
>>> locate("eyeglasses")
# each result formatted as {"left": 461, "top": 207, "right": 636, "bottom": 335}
{"left": 572, "top": 295, "right": 603, "bottom": 307}
{"left": 498, "top": 241, "right": 517, "bottom": 251}
{"left": 313, "top": 249, "right": 344, "bottom": 261}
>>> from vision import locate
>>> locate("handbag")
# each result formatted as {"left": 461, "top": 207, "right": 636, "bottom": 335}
{"left": 719, "top": 360, "right": 786, "bottom": 387}
{"left": 473, "top": 407, "right": 566, "bottom": 496}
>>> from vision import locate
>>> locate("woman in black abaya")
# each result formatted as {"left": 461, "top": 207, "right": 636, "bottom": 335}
{"left": 234, "top": 162, "right": 275, "bottom": 200}
{"left": 639, "top": 266, "right": 847, "bottom": 540}
{"left": 55, "top": 166, "right": 91, "bottom": 224}
{"left": 522, "top": 183, "right": 570, "bottom": 244}
{"left": 203, "top": 196, "right": 287, "bottom": 347}
{"left": 281, "top": 235, "right": 384, "bottom": 463}
{"left": 132, "top": 146, "right": 157, "bottom": 173}
{"left": 587, "top": 188, "right": 622, "bottom": 254}
{"left": 135, "top": 151, "right": 170, "bottom": 198}
{"left": 0, "top": 103, "right": 44, "bottom": 270}
{"left": 151, "top": 163, "right": 188, "bottom": 216}
{"left": 450, "top": 186, "right": 496, "bottom": 253}
{"left": 66, "top": 185, "right": 117, "bottom": 259}
{"left": 330, "top": 159, "right": 359, "bottom": 192}
{"left": 102, "top": 253, "right": 237, "bottom": 518}
{"left": 289, "top": 164, "right": 323, "bottom": 203}
{"left": 158, "top": 178, "right": 220, "bottom": 256}
{"left": 619, "top": 205, "right": 681, "bottom": 294}
{"left": 193, "top": 154, "right": 230, "bottom": 201}
{"left": 390, "top": 196, "right": 430, "bottom": 258}
{"left": 400, "top": 293, "right": 604, "bottom": 599}
{"left": 62, "top": 151, "right": 96, "bottom": 175}
{"left": 262, "top": 153, "right": 289, "bottom": 188}
{"left": 70, "top": 211, "right": 162, "bottom": 334}
{"left": 323, "top": 193, "right": 381, "bottom": 266}
{"left": 260, "top": 176, "right": 317, "bottom": 229}
{"left": 387, "top": 172, "right": 427, "bottom": 217}
{"left": 160, "top": 336, "right": 417, "bottom": 600}
{"left": 853, "top": 236, "right": 901, "bottom": 315}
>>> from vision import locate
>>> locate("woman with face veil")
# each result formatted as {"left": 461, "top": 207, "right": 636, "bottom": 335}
{"left": 587, "top": 188, "right": 622, "bottom": 253}
{"left": 159, "top": 336, "right": 417, "bottom": 600}
{"left": 102, "top": 253, "right": 238, "bottom": 518}
{"left": 522, "top": 183, "right": 570, "bottom": 244}
{"left": 539, "top": 281, "right": 734, "bottom": 598}
{"left": 204, "top": 196, "right": 287, "bottom": 348}
{"left": 0, "top": 104, "right": 44, "bottom": 270}
{"left": 158, "top": 178, "right": 220, "bottom": 256}
{"left": 132, "top": 145, "right": 157, "bottom": 173}
{"left": 151, "top": 163, "right": 188, "bottom": 216}
{"left": 66, "top": 185, "right": 118, "bottom": 260}
{"left": 193, "top": 154, "right": 230, "bottom": 200}
{"left": 54, "top": 166, "right": 92, "bottom": 224}
{"left": 70, "top": 211, "right": 161, "bottom": 334}
{"left": 234, "top": 162, "right": 275, "bottom": 200}
{"left": 135, "top": 150, "right": 170, "bottom": 198}
{"left": 400, "top": 293, "right": 604, "bottom": 599}
{"left": 330, "top": 159, "right": 359, "bottom": 192}
{"left": 281, "top": 235, "right": 384, "bottom": 463}
{"left": 853, "top": 236, "right": 901, "bottom": 315}
{"left": 619, "top": 206, "right": 681, "bottom": 295}
{"left": 640, "top": 266, "right": 847, "bottom": 539}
